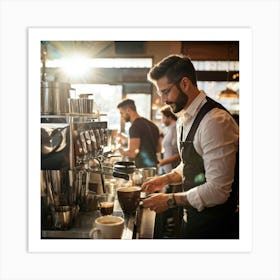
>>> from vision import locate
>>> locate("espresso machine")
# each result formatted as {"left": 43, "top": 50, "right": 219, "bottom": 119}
{"left": 40, "top": 95, "right": 130, "bottom": 233}
{"left": 40, "top": 42, "right": 128, "bottom": 234}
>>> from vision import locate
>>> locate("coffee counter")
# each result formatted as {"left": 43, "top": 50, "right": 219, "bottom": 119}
{"left": 41, "top": 206, "right": 155, "bottom": 239}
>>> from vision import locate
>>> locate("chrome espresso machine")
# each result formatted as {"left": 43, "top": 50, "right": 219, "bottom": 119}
{"left": 40, "top": 81, "right": 128, "bottom": 237}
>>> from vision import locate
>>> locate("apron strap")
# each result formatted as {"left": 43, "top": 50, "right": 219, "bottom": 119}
{"left": 185, "top": 97, "right": 229, "bottom": 142}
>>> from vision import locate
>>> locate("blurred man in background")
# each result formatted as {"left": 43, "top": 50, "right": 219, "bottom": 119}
{"left": 117, "top": 99, "right": 161, "bottom": 168}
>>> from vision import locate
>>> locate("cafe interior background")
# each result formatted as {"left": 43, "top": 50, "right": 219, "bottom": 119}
{"left": 42, "top": 40, "right": 239, "bottom": 129}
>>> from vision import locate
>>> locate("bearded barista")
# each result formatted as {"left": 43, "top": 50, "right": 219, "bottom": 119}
{"left": 117, "top": 99, "right": 161, "bottom": 168}
{"left": 141, "top": 54, "right": 239, "bottom": 239}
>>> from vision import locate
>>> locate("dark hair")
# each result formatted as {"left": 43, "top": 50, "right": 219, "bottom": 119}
{"left": 147, "top": 54, "right": 197, "bottom": 87}
{"left": 160, "top": 105, "right": 177, "bottom": 121}
{"left": 117, "top": 98, "right": 137, "bottom": 111}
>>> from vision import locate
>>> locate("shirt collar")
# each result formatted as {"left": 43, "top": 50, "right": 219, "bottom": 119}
{"left": 177, "top": 90, "right": 207, "bottom": 124}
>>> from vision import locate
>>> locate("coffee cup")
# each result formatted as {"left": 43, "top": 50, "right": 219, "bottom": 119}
{"left": 89, "top": 215, "right": 124, "bottom": 239}
{"left": 96, "top": 194, "right": 115, "bottom": 215}
{"left": 117, "top": 186, "right": 141, "bottom": 215}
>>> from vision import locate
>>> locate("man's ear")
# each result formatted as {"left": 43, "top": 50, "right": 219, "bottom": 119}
{"left": 181, "top": 77, "right": 190, "bottom": 90}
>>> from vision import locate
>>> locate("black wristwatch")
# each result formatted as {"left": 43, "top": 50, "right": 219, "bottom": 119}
{"left": 167, "top": 193, "right": 177, "bottom": 208}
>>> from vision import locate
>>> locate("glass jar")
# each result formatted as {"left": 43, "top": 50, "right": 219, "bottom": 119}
{"left": 132, "top": 169, "right": 143, "bottom": 186}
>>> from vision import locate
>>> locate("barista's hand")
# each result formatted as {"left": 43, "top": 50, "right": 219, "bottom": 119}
{"left": 142, "top": 193, "right": 169, "bottom": 213}
{"left": 141, "top": 176, "right": 167, "bottom": 194}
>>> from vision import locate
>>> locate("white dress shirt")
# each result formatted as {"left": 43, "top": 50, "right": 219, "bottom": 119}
{"left": 173, "top": 91, "right": 239, "bottom": 212}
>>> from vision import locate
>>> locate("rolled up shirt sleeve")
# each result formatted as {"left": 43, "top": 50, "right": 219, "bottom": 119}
{"left": 172, "top": 161, "right": 183, "bottom": 175}
{"left": 174, "top": 108, "right": 239, "bottom": 212}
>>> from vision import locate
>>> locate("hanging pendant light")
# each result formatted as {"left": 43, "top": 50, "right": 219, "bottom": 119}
{"left": 218, "top": 56, "right": 239, "bottom": 99}
{"left": 218, "top": 87, "right": 239, "bottom": 99}
{"left": 218, "top": 45, "right": 239, "bottom": 100}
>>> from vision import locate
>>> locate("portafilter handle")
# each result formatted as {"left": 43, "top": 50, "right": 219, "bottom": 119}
{"left": 112, "top": 171, "right": 129, "bottom": 180}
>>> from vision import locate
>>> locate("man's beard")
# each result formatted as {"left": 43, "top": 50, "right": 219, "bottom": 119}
{"left": 125, "top": 113, "right": 131, "bottom": 122}
{"left": 166, "top": 87, "right": 188, "bottom": 113}
{"left": 164, "top": 119, "right": 171, "bottom": 127}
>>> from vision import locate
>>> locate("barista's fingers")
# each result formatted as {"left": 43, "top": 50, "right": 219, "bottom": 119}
{"left": 141, "top": 182, "right": 148, "bottom": 192}
{"left": 142, "top": 196, "right": 153, "bottom": 208}
{"left": 146, "top": 185, "right": 153, "bottom": 194}
{"left": 142, "top": 177, "right": 155, "bottom": 188}
{"left": 141, "top": 185, "right": 147, "bottom": 192}
{"left": 148, "top": 203, "right": 157, "bottom": 211}
{"left": 142, "top": 199, "right": 149, "bottom": 208}
{"left": 150, "top": 205, "right": 161, "bottom": 213}
{"left": 142, "top": 183, "right": 152, "bottom": 193}
{"left": 143, "top": 184, "right": 149, "bottom": 192}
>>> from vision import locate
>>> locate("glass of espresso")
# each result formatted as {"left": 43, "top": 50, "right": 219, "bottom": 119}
{"left": 117, "top": 186, "right": 141, "bottom": 216}
{"left": 96, "top": 194, "right": 115, "bottom": 216}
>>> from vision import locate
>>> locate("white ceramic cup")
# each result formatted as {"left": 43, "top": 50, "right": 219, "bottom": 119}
{"left": 89, "top": 215, "right": 124, "bottom": 239}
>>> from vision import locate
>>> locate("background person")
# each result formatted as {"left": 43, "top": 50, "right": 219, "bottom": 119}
{"left": 142, "top": 54, "right": 239, "bottom": 239}
{"left": 117, "top": 98, "right": 161, "bottom": 168}
{"left": 158, "top": 105, "right": 180, "bottom": 176}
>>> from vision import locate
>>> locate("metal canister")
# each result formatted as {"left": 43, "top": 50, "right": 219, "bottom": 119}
{"left": 141, "top": 167, "right": 157, "bottom": 180}
{"left": 41, "top": 81, "right": 72, "bottom": 114}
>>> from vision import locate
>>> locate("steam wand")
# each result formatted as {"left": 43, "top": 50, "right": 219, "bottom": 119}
{"left": 85, "top": 156, "right": 130, "bottom": 193}
{"left": 91, "top": 156, "right": 106, "bottom": 193}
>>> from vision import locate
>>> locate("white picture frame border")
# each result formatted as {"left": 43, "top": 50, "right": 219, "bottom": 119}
{"left": 28, "top": 27, "right": 252, "bottom": 253}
